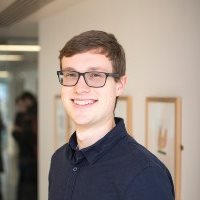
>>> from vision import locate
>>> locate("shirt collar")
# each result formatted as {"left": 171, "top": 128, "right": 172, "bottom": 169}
{"left": 68, "top": 117, "right": 127, "bottom": 165}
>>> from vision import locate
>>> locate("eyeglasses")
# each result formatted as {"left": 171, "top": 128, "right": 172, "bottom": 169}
{"left": 57, "top": 70, "right": 120, "bottom": 88}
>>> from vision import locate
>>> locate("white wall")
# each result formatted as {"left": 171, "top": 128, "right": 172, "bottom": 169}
{"left": 39, "top": 0, "right": 200, "bottom": 199}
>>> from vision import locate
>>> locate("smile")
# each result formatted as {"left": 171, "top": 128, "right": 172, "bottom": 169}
{"left": 72, "top": 99, "right": 97, "bottom": 106}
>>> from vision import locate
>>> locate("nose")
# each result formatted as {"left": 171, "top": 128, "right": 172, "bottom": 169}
{"left": 74, "top": 74, "right": 90, "bottom": 93}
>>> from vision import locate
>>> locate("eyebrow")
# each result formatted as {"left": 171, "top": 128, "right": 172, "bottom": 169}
{"left": 62, "top": 66, "right": 107, "bottom": 72}
{"left": 88, "top": 66, "right": 106, "bottom": 71}
{"left": 62, "top": 67, "right": 76, "bottom": 71}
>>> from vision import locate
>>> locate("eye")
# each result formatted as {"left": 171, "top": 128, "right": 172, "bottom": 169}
{"left": 63, "top": 71, "right": 77, "bottom": 78}
{"left": 89, "top": 72, "right": 104, "bottom": 78}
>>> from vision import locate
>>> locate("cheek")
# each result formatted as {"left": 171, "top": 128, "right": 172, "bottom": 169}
{"left": 61, "top": 87, "right": 65, "bottom": 101}
{"left": 105, "top": 83, "right": 118, "bottom": 97}
{"left": 98, "top": 86, "right": 117, "bottom": 107}
{"left": 61, "top": 86, "right": 71, "bottom": 96}
{"left": 61, "top": 87, "right": 70, "bottom": 106}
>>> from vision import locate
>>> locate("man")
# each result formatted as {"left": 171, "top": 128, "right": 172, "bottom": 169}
{"left": 49, "top": 30, "right": 175, "bottom": 200}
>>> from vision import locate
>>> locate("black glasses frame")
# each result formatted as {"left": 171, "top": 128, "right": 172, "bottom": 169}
{"left": 57, "top": 70, "right": 120, "bottom": 88}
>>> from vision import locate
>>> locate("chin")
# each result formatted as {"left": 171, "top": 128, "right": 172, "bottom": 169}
{"left": 72, "top": 116, "right": 91, "bottom": 126}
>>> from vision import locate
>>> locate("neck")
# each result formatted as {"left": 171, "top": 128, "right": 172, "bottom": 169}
{"left": 76, "top": 118, "right": 115, "bottom": 149}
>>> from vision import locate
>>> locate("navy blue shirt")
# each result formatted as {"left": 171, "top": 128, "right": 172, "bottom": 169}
{"left": 49, "top": 118, "right": 175, "bottom": 200}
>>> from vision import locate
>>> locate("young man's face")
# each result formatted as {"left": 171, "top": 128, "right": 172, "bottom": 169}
{"left": 61, "top": 51, "right": 126, "bottom": 128}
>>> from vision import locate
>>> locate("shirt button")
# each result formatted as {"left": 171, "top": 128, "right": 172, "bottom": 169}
{"left": 73, "top": 167, "right": 78, "bottom": 172}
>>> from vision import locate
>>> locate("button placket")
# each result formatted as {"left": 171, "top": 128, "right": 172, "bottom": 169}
{"left": 69, "top": 166, "right": 79, "bottom": 200}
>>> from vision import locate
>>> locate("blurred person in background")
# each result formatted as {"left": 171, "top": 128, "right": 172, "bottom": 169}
{"left": 12, "top": 91, "right": 38, "bottom": 200}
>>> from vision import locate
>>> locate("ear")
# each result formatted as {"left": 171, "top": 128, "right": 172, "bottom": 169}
{"left": 116, "top": 75, "right": 127, "bottom": 96}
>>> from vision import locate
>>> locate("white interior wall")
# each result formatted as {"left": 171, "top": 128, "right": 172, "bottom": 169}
{"left": 38, "top": 0, "right": 200, "bottom": 199}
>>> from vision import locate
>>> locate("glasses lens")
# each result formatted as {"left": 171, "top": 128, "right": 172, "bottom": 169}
{"left": 60, "top": 71, "right": 79, "bottom": 86}
{"left": 85, "top": 72, "right": 106, "bottom": 87}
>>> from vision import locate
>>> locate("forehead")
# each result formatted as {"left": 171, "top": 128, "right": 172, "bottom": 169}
{"left": 61, "top": 52, "right": 112, "bottom": 72}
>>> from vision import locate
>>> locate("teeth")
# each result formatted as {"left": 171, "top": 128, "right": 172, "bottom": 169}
{"left": 74, "top": 99, "right": 95, "bottom": 106}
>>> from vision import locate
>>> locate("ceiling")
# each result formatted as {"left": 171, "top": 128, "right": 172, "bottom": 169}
{"left": 0, "top": 0, "right": 82, "bottom": 40}
{"left": 0, "top": 0, "right": 82, "bottom": 70}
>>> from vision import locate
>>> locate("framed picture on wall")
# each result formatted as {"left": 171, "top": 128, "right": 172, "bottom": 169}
{"left": 145, "top": 97, "right": 182, "bottom": 200}
{"left": 115, "top": 96, "right": 132, "bottom": 134}
{"left": 54, "top": 95, "right": 74, "bottom": 149}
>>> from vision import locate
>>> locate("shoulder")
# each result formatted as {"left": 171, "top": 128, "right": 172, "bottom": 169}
{"left": 50, "top": 143, "right": 69, "bottom": 165}
{"left": 49, "top": 143, "right": 71, "bottom": 190}
{"left": 118, "top": 134, "right": 171, "bottom": 177}
{"left": 119, "top": 135, "right": 175, "bottom": 198}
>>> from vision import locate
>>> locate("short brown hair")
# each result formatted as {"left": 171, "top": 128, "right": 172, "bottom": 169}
{"left": 59, "top": 30, "right": 126, "bottom": 80}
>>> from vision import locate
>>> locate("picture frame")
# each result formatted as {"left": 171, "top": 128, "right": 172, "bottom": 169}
{"left": 115, "top": 96, "right": 133, "bottom": 133}
{"left": 54, "top": 95, "right": 74, "bottom": 149}
{"left": 145, "top": 97, "right": 182, "bottom": 200}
